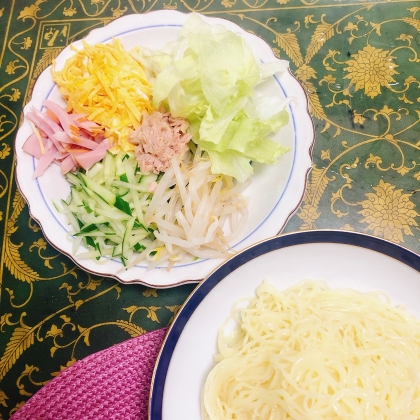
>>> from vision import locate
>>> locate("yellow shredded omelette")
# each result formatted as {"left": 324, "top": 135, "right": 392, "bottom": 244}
{"left": 51, "top": 39, "right": 154, "bottom": 152}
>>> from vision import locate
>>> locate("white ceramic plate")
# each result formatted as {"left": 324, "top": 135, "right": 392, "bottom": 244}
{"left": 149, "top": 230, "right": 420, "bottom": 419}
{"left": 14, "top": 11, "right": 314, "bottom": 287}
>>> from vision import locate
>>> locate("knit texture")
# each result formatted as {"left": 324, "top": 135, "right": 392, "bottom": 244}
{"left": 10, "top": 327, "right": 168, "bottom": 420}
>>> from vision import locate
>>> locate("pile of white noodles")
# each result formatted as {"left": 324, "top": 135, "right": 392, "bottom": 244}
{"left": 202, "top": 280, "right": 420, "bottom": 419}
{"left": 127, "top": 147, "right": 249, "bottom": 270}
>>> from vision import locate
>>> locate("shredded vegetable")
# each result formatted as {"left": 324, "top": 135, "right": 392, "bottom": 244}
{"left": 52, "top": 39, "right": 154, "bottom": 152}
{"left": 132, "top": 13, "right": 290, "bottom": 182}
{"left": 58, "top": 148, "right": 249, "bottom": 269}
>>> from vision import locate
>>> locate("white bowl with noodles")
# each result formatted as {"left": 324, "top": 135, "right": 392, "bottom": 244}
{"left": 14, "top": 11, "right": 314, "bottom": 288}
{"left": 149, "top": 230, "right": 420, "bottom": 419}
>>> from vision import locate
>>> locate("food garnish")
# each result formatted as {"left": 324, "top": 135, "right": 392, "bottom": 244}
{"left": 59, "top": 148, "right": 248, "bottom": 267}
{"left": 23, "top": 99, "right": 109, "bottom": 178}
{"left": 51, "top": 38, "right": 154, "bottom": 152}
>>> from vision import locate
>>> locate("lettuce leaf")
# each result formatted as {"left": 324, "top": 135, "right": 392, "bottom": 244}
{"left": 133, "top": 13, "right": 290, "bottom": 182}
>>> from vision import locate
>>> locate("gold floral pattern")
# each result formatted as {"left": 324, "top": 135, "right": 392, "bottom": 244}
{"left": 358, "top": 180, "right": 419, "bottom": 243}
{"left": 2, "top": 1, "right": 420, "bottom": 418}
{"left": 344, "top": 45, "right": 398, "bottom": 99}
{"left": 222, "top": 0, "right": 236, "bottom": 8}
{"left": 295, "top": 64, "right": 317, "bottom": 82}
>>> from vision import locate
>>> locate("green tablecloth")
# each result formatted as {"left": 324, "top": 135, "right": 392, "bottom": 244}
{"left": 1, "top": 0, "right": 419, "bottom": 417}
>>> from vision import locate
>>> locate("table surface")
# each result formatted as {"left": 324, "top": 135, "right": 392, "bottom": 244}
{"left": 1, "top": 0, "right": 420, "bottom": 417}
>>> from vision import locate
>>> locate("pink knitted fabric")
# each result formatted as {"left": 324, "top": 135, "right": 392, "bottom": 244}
{"left": 10, "top": 327, "right": 168, "bottom": 420}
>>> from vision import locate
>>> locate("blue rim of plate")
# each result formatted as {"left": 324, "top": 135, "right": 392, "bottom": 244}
{"left": 148, "top": 229, "right": 420, "bottom": 419}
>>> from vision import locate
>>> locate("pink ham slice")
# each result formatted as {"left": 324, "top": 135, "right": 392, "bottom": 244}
{"left": 73, "top": 138, "right": 111, "bottom": 170}
{"left": 22, "top": 133, "right": 43, "bottom": 160}
{"left": 22, "top": 102, "right": 109, "bottom": 178}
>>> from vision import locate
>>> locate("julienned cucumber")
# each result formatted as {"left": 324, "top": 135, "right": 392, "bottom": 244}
{"left": 58, "top": 151, "right": 159, "bottom": 266}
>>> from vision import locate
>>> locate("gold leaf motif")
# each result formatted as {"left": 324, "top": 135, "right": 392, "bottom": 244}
{"left": 305, "top": 166, "right": 330, "bottom": 204}
{"left": 305, "top": 15, "right": 335, "bottom": 63}
{"left": 74, "top": 300, "right": 83, "bottom": 309}
{"left": 5, "top": 60, "right": 21, "bottom": 75}
{"left": 50, "top": 346, "right": 58, "bottom": 358}
{"left": 304, "top": 15, "right": 318, "bottom": 27}
{"left": 63, "top": 7, "right": 77, "bottom": 16}
{"left": 365, "top": 153, "right": 382, "bottom": 168}
{"left": 380, "top": 105, "right": 394, "bottom": 115}
{"left": 408, "top": 7, "right": 420, "bottom": 14}
{"left": 402, "top": 18, "right": 420, "bottom": 32}
{"left": 397, "top": 34, "right": 413, "bottom": 45}
{"left": 0, "top": 390, "right": 8, "bottom": 407}
{"left": 147, "top": 307, "right": 160, "bottom": 323}
{"left": 123, "top": 305, "right": 137, "bottom": 314}
{"left": 77, "top": 325, "right": 86, "bottom": 333}
{"left": 60, "top": 315, "right": 71, "bottom": 323}
{"left": 414, "top": 171, "right": 420, "bottom": 180}
{"left": 0, "top": 143, "right": 11, "bottom": 159}
{"left": 302, "top": 80, "right": 327, "bottom": 121}
{"left": 166, "top": 305, "right": 182, "bottom": 323}
{"left": 10, "top": 88, "right": 21, "bottom": 102}
{"left": 83, "top": 331, "right": 90, "bottom": 346}
{"left": 321, "top": 149, "right": 331, "bottom": 161}
{"left": 353, "top": 112, "right": 365, "bottom": 125}
{"left": 344, "top": 22, "right": 358, "bottom": 31}
{"left": 111, "top": 6, "right": 128, "bottom": 17}
{"left": 334, "top": 127, "right": 341, "bottom": 138}
{"left": 321, "top": 122, "right": 330, "bottom": 134}
{"left": 275, "top": 32, "right": 303, "bottom": 67}
{"left": 18, "top": 5, "right": 39, "bottom": 20}
{"left": 396, "top": 166, "right": 411, "bottom": 176}
{"left": 5, "top": 193, "right": 38, "bottom": 282}
{"left": 4, "top": 240, "right": 40, "bottom": 282}
{"left": 10, "top": 190, "right": 26, "bottom": 224}
{"left": 143, "top": 288, "right": 158, "bottom": 298}
{"left": 369, "top": 21, "right": 381, "bottom": 36}
{"left": 0, "top": 320, "right": 35, "bottom": 381}
{"left": 115, "top": 321, "right": 146, "bottom": 337}
{"left": 31, "top": 48, "right": 62, "bottom": 81}
{"left": 85, "top": 278, "right": 102, "bottom": 290}
{"left": 45, "top": 324, "right": 63, "bottom": 338}
{"left": 296, "top": 165, "right": 333, "bottom": 229}
{"left": 398, "top": 93, "right": 414, "bottom": 105}
{"left": 0, "top": 313, "right": 18, "bottom": 332}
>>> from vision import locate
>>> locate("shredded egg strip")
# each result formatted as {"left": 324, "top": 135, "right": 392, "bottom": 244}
{"left": 52, "top": 38, "right": 154, "bottom": 152}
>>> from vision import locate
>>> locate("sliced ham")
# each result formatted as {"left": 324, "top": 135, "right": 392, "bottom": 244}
{"left": 60, "top": 154, "right": 77, "bottom": 174}
{"left": 73, "top": 138, "right": 110, "bottom": 170}
{"left": 23, "top": 102, "right": 109, "bottom": 177}
{"left": 53, "top": 131, "right": 99, "bottom": 150}
{"left": 32, "top": 145, "right": 59, "bottom": 179}
{"left": 22, "top": 132, "right": 43, "bottom": 160}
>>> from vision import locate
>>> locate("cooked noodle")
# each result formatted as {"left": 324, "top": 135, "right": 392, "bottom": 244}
{"left": 202, "top": 280, "right": 420, "bottom": 419}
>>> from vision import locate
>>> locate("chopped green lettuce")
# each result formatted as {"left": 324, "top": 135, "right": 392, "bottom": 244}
{"left": 132, "top": 13, "right": 290, "bottom": 182}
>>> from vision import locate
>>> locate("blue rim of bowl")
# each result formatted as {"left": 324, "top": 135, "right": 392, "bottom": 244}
{"left": 148, "top": 229, "right": 420, "bottom": 419}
